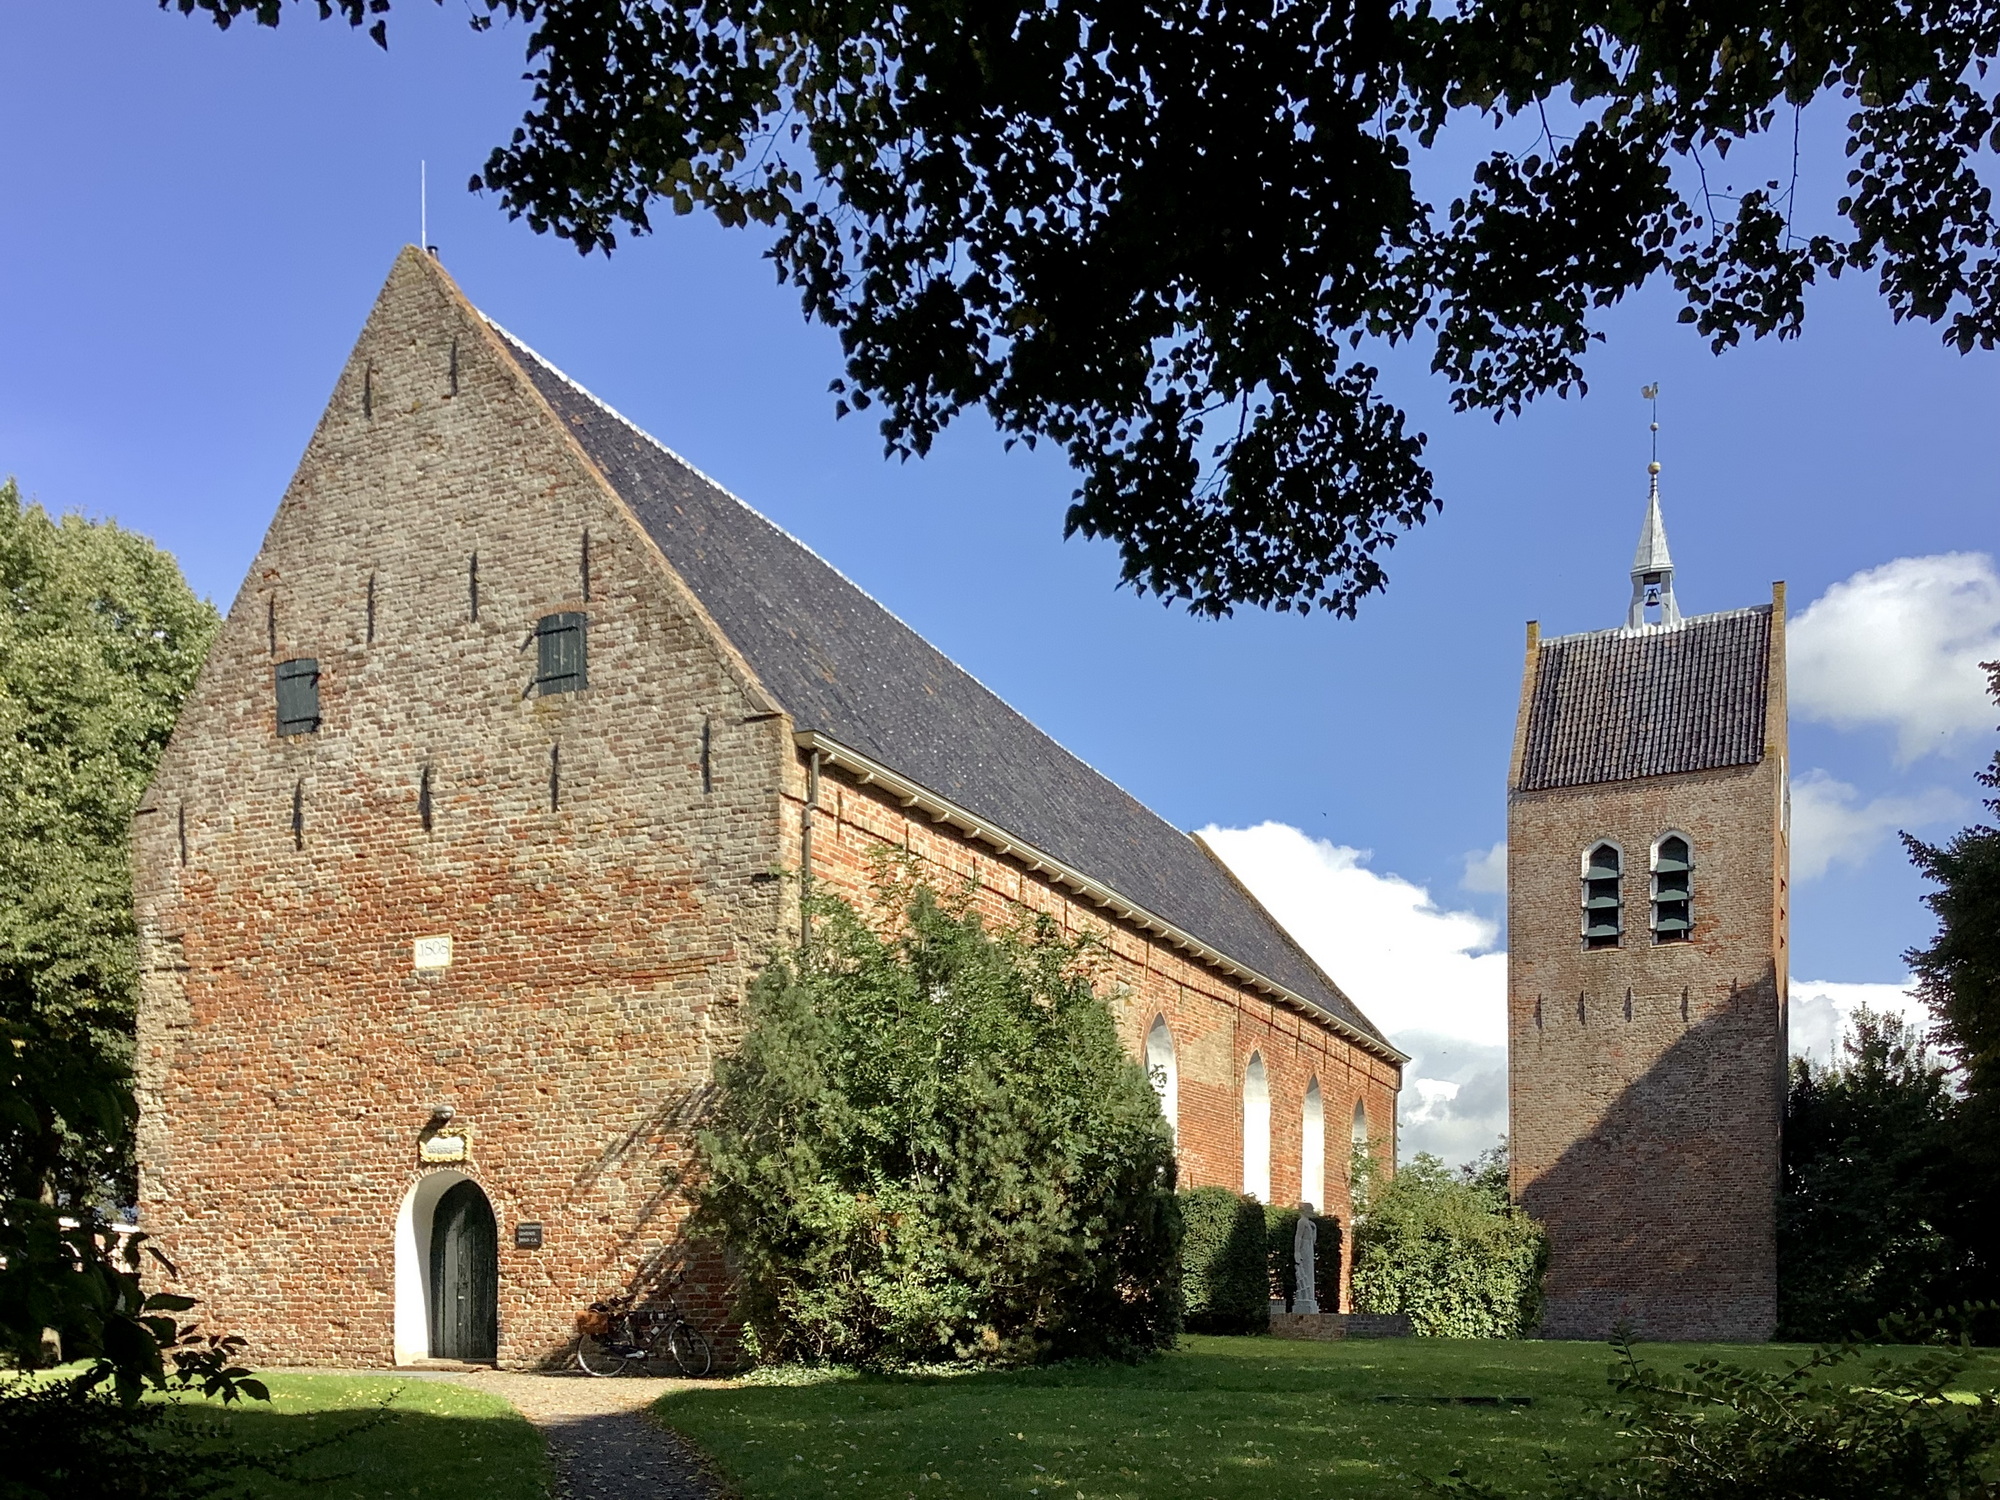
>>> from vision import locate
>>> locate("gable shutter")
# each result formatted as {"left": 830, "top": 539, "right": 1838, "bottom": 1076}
{"left": 275, "top": 658, "right": 321, "bottom": 736}
{"left": 535, "top": 613, "right": 587, "bottom": 694}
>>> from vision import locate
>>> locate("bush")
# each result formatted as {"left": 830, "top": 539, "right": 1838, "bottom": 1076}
{"left": 1352, "top": 1152, "right": 1544, "bottom": 1337}
{"left": 693, "top": 866, "right": 1182, "bottom": 1366}
{"left": 1431, "top": 1335, "right": 2000, "bottom": 1500}
{"left": 1178, "top": 1188, "right": 1265, "bottom": 1332}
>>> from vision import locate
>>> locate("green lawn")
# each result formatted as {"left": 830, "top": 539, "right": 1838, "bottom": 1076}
{"left": 168, "top": 1374, "right": 547, "bottom": 1500}
{"left": 655, "top": 1334, "right": 1999, "bottom": 1500}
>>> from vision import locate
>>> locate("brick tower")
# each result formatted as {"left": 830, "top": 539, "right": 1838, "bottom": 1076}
{"left": 1506, "top": 460, "right": 1787, "bottom": 1341}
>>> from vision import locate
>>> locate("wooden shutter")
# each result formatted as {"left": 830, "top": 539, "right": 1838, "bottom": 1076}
{"left": 535, "top": 613, "right": 587, "bottom": 693}
{"left": 275, "top": 658, "right": 320, "bottom": 736}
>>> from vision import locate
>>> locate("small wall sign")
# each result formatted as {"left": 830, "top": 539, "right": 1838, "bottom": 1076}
{"left": 413, "top": 935, "right": 453, "bottom": 970}
{"left": 514, "top": 1222, "right": 544, "bottom": 1250}
{"left": 419, "top": 1134, "right": 467, "bottom": 1162}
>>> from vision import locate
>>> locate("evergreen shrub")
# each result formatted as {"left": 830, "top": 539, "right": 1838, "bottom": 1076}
{"left": 1352, "top": 1153, "right": 1545, "bottom": 1337}
{"left": 692, "top": 866, "right": 1182, "bottom": 1366}
{"left": 1177, "top": 1190, "right": 1342, "bottom": 1329}
{"left": 1178, "top": 1188, "right": 1265, "bottom": 1332}
{"left": 1263, "top": 1203, "right": 1341, "bottom": 1311}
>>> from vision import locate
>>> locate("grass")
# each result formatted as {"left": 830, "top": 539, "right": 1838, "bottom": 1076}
{"left": 163, "top": 1374, "right": 547, "bottom": 1500}
{"left": 655, "top": 1333, "right": 2000, "bottom": 1500}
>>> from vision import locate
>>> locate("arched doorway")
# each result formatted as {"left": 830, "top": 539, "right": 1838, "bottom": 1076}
{"left": 428, "top": 1179, "right": 497, "bottom": 1362}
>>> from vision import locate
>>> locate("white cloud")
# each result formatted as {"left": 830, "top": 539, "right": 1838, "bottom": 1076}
{"left": 1790, "top": 553, "right": 2000, "bottom": 762}
{"left": 1461, "top": 840, "right": 1507, "bottom": 895}
{"left": 1198, "top": 822, "right": 1509, "bottom": 1048}
{"left": 1394, "top": 1030, "right": 1509, "bottom": 1167}
{"left": 1789, "top": 769, "right": 1961, "bottom": 880}
{"left": 1789, "top": 978, "right": 1932, "bottom": 1069}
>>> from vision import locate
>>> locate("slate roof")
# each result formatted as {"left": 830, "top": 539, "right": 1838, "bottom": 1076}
{"left": 1518, "top": 607, "right": 1773, "bottom": 792}
{"left": 493, "top": 327, "right": 1393, "bottom": 1053}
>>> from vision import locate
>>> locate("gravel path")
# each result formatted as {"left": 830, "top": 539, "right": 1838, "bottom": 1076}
{"left": 448, "top": 1371, "right": 725, "bottom": 1500}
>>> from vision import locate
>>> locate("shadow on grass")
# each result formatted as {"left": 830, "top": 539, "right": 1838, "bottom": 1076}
{"left": 171, "top": 1378, "right": 547, "bottom": 1500}
{"left": 655, "top": 1335, "right": 2000, "bottom": 1500}
{"left": 651, "top": 1336, "right": 1639, "bottom": 1500}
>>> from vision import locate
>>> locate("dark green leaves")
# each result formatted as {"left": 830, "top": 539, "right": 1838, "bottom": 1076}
{"left": 691, "top": 863, "right": 1181, "bottom": 1366}
{"left": 178, "top": 1, "right": 2000, "bottom": 614}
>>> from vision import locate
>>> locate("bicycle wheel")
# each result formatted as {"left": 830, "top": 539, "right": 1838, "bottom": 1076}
{"left": 668, "top": 1321, "right": 712, "bottom": 1378}
{"left": 575, "top": 1333, "right": 632, "bottom": 1377}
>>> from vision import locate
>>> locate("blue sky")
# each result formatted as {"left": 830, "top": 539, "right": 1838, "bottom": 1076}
{"left": 5, "top": 2, "right": 1996, "bottom": 1158}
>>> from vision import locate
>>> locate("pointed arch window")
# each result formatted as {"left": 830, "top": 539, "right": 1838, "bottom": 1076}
{"left": 1652, "top": 834, "right": 1694, "bottom": 942}
{"left": 1582, "top": 842, "right": 1622, "bottom": 949}
{"left": 1242, "top": 1053, "right": 1271, "bottom": 1203}
{"left": 1300, "top": 1078, "right": 1325, "bottom": 1211}
{"left": 1145, "top": 1015, "right": 1179, "bottom": 1142}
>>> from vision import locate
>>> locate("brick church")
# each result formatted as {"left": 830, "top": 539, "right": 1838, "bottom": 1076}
{"left": 130, "top": 249, "right": 1404, "bottom": 1368}
{"left": 1507, "top": 463, "right": 1788, "bottom": 1341}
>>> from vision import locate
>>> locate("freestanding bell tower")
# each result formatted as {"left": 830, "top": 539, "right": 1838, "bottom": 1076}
{"left": 1506, "top": 450, "right": 1788, "bottom": 1342}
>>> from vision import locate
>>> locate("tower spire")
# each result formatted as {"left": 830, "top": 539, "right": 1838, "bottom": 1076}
{"left": 1626, "top": 385, "right": 1682, "bottom": 630}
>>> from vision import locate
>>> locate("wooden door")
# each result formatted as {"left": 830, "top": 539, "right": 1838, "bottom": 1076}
{"left": 428, "top": 1179, "right": 498, "bottom": 1361}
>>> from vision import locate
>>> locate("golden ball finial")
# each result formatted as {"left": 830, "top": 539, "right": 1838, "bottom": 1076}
{"left": 1648, "top": 460, "right": 1661, "bottom": 475}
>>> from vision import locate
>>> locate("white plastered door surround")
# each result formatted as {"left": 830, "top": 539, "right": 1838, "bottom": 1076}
{"left": 393, "top": 1168, "right": 476, "bottom": 1365}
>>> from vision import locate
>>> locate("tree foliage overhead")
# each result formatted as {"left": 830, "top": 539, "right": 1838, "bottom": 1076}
{"left": 691, "top": 865, "right": 1181, "bottom": 1366}
{"left": 169, "top": 0, "right": 2000, "bottom": 616}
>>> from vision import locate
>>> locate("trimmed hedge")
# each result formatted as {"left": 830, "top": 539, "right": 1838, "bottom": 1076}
{"left": 1179, "top": 1187, "right": 1342, "bottom": 1331}
{"left": 1264, "top": 1203, "right": 1342, "bottom": 1313}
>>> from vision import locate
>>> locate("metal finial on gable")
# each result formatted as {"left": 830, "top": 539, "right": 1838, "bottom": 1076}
{"left": 1626, "top": 383, "right": 1682, "bottom": 632}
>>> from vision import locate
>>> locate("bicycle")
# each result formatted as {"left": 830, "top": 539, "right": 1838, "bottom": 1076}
{"left": 573, "top": 1280, "right": 713, "bottom": 1377}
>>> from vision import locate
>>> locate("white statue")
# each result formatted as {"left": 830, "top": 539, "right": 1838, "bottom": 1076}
{"left": 1292, "top": 1207, "right": 1320, "bottom": 1314}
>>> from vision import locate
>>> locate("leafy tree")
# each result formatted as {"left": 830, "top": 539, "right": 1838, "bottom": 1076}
{"left": 1777, "top": 1009, "right": 1964, "bottom": 1341}
{"left": 1431, "top": 1334, "right": 2000, "bottom": 1500}
{"left": 175, "top": 1, "right": 2000, "bottom": 616}
{"left": 691, "top": 865, "right": 1181, "bottom": 1366}
{"left": 0, "top": 479, "right": 230, "bottom": 1396}
{"left": 1351, "top": 1151, "right": 1544, "bottom": 1337}
{"left": 0, "top": 481, "right": 220, "bottom": 1210}
{"left": 1905, "top": 659, "right": 2000, "bottom": 1307}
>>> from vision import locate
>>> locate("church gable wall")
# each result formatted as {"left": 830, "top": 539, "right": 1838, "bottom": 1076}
{"left": 799, "top": 765, "right": 1401, "bottom": 1302}
{"left": 132, "top": 251, "right": 791, "bottom": 1368}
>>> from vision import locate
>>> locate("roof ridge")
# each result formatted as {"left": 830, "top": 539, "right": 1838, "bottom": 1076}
{"left": 1541, "top": 601, "right": 1771, "bottom": 646}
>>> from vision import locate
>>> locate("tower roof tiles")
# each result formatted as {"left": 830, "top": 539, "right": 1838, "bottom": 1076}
{"left": 1517, "top": 606, "right": 1774, "bottom": 791}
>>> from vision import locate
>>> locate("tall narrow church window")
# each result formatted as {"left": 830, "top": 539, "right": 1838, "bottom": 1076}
{"left": 1581, "top": 842, "right": 1622, "bottom": 948}
{"left": 1300, "top": 1078, "right": 1325, "bottom": 1211}
{"left": 1145, "top": 1016, "right": 1178, "bottom": 1142}
{"left": 1242, "top": 1053, "right": 1271, "bottom": 1203}
{"left": 1652, "top": 834, "right": 1693, "bottom": 942}
{"left": 275, "top": 658, "right": 321, "bottom": 736}
{"left": 534, "top": 613, "right": 587, "bottom": 694}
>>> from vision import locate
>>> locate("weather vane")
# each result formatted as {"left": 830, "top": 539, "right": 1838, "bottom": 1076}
{"left": 1641, "top": 382, "right": 1660, "bottom": 471}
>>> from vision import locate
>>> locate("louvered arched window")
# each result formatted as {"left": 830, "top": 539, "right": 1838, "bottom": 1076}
{"left": 1652, "top": 834, "right": 1693, "bottom": 943}
{"left": 1582, "top": 842, "right": 1623, "bottom": 949}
